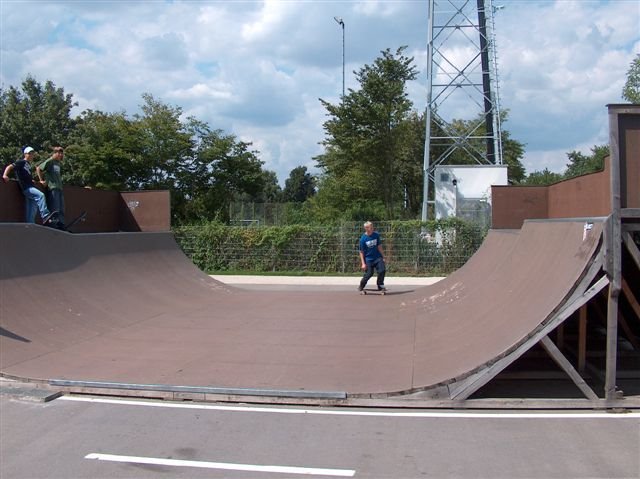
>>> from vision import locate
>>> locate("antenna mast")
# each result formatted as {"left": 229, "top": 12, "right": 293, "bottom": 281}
{"left": 421, "top": 0, "right": 503, "bottom": 221}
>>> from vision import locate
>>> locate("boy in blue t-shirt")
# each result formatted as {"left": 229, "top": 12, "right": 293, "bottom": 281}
{"left": 358, "top": 221, "right": 387, "bottom": 291}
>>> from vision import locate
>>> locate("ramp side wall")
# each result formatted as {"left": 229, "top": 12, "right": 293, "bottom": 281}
{"left": 492, "top": 160, "right": 611, "bottom": 229}
{"left": 119, "top": 191, "right": 171, "bottom": 232}
{"left": 493, "top": 105, "right": 640, "bottom": 229}
{"left": 0, "top": 181, "right": 170, "bottom": 232}
{"left": 619, "top": 111, "right": 640, "bottom": 209}
{"left": 547, "top": 159, "right": 611, "bottom": 219}
{"left": 491, "top": 186, "right": 548, "bottom": 229}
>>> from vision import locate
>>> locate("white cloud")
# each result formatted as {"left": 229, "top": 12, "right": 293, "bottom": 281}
{"left": 1, "top": 0, "right": 638, "bottom": 184}
{"left": 352, "top": 0, "right": 405, "bottom": 17}
{"left": 169, "top": 83, "right": 233, "bottom": 102}
{"left": 495, "top": 0, "right": 639, "bottom": 172}
{"left": 241, "top": 0, "right": 290, "bottom": 42}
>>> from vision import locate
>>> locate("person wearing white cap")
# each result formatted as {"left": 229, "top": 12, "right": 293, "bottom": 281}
{"left": 2, "top": 146, "right": 55, "bottom": 224}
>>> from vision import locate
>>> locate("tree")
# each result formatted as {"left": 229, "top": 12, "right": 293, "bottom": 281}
{"left": 394, "top": 111, "right": 427, "bottom": 217}
{"left": 65, "top": 94, "right": 270, "bottom": 224}
{"left": 314, "top": 47, "right": 527, "bottom": 221}
{"left": 0, "top": 77, "right": 284, "bottom": 224}
{"left": 0, "top": 76, "right": 77, "bottom": 165}
{"left": 564, "top": 144, "right": 609, "bottom": 179}
{"left": 521, "top": 143, "right": 609, "bottom": 186}
{"left": 136, "top": 93, "right": 194, "bottom": 190}
{"left": 283, "top": 166, "right": 316, "bottom": 202}
{"left": 307, "top": 172, "right": 386, "bottom": 224}
{"left": 521, "top": 168, "right": 563, "bottom": 186}
{"left": 66, "top": 109, "right": 144, "bottom": 189}
{"left": 317, "top": 46, "right": 418, "bottom": 218}
{"left": 622, "top": 54, "right": 640, "bottom": 104}
{"left": 173, "top": 126, "right": 266, "bottom": 223}
{"left": 256, "top": 170, "right": 283, "bottom": 202}
{"left": 501, "top": 126, "right": 526, "bottom": 183}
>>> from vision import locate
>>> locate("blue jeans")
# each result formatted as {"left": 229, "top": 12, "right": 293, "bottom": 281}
{"left": 45, "top": 188, "right": 65, "bottom": 224}
{"left": 23, "top": 186, "right": 50, "bottom": 223}
{"left": 360, "top": 257, "right": 386, "bottom": 289}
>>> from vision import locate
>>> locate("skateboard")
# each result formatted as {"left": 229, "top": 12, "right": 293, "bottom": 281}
{"left": 42, "top": 211, "right": 87, "bottom": 231}
{"left": 42, "top": 210, "right": 62, "bottom": 229}
{"left": 360, "top": 288, "right": 387, "bottom": 295}
{"left": 64, "top": 211, "right": 87, "bottom": 231}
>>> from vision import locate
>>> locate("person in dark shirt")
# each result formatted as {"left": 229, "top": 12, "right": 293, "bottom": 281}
{"left": 3, "top": 146, "right": 53, "bottom": 224}
{"left": 358, "top": 221, "right": 387, "bottom": 292}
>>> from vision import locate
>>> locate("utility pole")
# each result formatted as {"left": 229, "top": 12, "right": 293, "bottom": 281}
{"left": 334, "top": 16, "right": 345, "bottom": 99}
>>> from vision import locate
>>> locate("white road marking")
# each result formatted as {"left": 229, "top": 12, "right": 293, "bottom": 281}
{"left": 60, "top": 396, "right": 640, "bottom": 419}
{"left": 85, "top": 453, "right": 356, "bottom": 477}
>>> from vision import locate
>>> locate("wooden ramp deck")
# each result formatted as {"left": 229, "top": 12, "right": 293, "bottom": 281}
{"left": 0, "top": 220, "right": 610, "bottom": 403}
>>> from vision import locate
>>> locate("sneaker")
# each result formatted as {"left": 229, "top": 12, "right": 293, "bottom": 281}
{"left": 43, "top": 217, "right": 57, "bottom": 228}
{"left": 42, "top": 211, "right": 59, "bottom": 226}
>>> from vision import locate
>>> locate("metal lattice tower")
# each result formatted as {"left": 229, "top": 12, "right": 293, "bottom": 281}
{"left": 421, "top": 0, "right": 503, "bottom": 221}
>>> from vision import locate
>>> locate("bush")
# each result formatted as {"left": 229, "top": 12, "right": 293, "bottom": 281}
{"left": 173, "top": 218, "right": 487, "bottom": 275}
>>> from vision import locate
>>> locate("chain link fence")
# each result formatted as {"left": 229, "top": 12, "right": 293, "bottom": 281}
{"left": 174, "top": 219, "right": 487, "bottom": 276}
{"left": 229, "top": 202, "right": 290, "bottom": 226}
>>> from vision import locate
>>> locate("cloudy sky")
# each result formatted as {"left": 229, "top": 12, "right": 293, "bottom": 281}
{"left": 1, "top": 0, "right": 638, "bottom": 184}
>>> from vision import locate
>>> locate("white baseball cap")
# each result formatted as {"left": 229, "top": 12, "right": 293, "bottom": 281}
{"left": 23, "top": 146, "right": 35, "bottom": 154}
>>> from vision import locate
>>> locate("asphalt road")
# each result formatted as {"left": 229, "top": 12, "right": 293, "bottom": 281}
{"left": 1, "top": 393, "right": 639, "bottom": 479}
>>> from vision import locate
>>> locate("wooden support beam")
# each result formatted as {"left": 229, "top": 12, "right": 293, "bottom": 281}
{"left": 605, "top": 262, "right": 621, "bottom": 401}
{"left": 539, "top": 336, "right": 599, "bottom": 400}
{"left": 449, "top": 275, "right": 609, "bottom": 400}
{"left": 621, "top": 208, "right": 640, "bottom": 219}
{"left": 606, "top": 106, "right": 622, "bottom": 401}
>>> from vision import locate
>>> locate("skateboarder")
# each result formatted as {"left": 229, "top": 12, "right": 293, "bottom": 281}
{"left": 37, "top": 145, "right": 65, "bottom": 225}
{"left": 358, "top": 221, "right": 387, "bottom": 292}
{"left": 2, "top": 146, "right": 55, "bottom": 225}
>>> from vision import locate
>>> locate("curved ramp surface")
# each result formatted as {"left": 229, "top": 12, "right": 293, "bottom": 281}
{"left": 0, "top": 220, "right": 602, "bottom": 397}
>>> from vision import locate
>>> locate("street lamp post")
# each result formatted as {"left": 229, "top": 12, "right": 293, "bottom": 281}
{"left": 333, "top": 16, "right": 345, "bottom": 99}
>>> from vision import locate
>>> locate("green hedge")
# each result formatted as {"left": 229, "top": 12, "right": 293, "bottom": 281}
{"left": 173, "top": 218, "right": 486, "bottom": 276}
